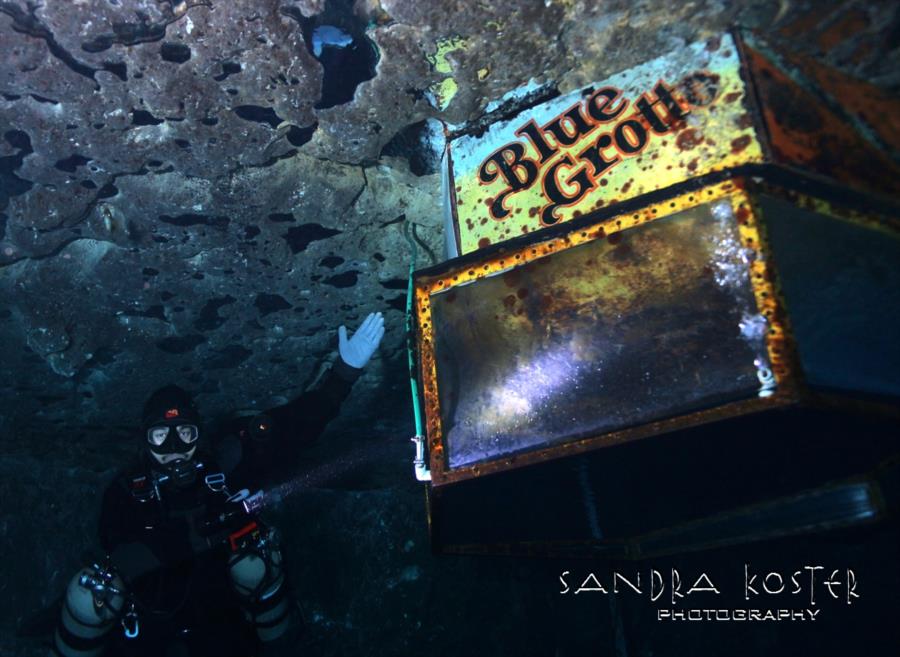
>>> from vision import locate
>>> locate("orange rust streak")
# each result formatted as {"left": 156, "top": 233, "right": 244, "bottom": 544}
{"left": 730, "top": 186, "right": 800, "bottom": 393}
{"left": 747, "top": 46, "right": 900, "bottom": 197}
{"left": 778, "top": 6, "right": 838, "bottom": 38}
{"left": 430, "top": 396, "right": 795, "bottom": 487}
{"left": 815, "top": 9, "right": 870, "bottom": 51}
{"left": 779, "top": 46, "right": 900, "bottom": 154}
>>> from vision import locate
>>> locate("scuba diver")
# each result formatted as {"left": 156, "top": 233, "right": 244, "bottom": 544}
{"left": 52, "top": 312, "right": 385, "bottom": 657}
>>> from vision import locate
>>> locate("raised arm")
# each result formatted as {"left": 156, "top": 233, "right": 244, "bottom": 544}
{"left": 225, "top": 312, "right": 385, "bottom": 486}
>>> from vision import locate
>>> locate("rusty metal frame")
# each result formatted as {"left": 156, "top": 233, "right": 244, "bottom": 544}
{"left": 415, "top": 178, "right": 803, "bottom": 487}
{"left": 749, "top": 178, "right": 900, "bottom": 239}
{"left": 739, "top": 35, "right": 900, "bottom": 203}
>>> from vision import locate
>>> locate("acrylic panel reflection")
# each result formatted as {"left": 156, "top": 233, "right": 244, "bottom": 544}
{"left": 430, "top": 201, "right": 772, "bottom": 468}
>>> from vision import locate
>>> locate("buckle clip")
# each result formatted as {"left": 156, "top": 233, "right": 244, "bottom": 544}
{"left": 204, "top": 473, "right": 226, "bottom": 493}
{"left": 122, "top": 602, "right": 139, "bottom": 639}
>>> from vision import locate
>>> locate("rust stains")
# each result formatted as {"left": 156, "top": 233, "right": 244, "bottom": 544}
{"left": 502, "top": 270, "right": 522, "bottom": 287}
{"left": 676, "top": 128, "right": 703, "bottom": 150}
{"left": 730, "top": 135, "right": 752, "bottom": 154}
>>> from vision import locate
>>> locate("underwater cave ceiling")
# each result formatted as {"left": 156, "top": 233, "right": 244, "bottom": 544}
{"left": 0, "top": 0, "right": 897, "bottom": 451}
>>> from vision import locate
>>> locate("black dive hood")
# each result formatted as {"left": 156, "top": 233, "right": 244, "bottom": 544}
{"left": 142, "top": 384, "right": 201, "bottom": 430}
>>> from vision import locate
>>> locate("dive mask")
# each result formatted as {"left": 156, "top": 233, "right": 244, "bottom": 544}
{"left": 146, "top": 424, "right": 200, "bottom": 455}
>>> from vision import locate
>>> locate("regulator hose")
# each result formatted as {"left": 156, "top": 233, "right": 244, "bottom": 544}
{"left": 403, "top": 220, "right": 424, "bottom": 439}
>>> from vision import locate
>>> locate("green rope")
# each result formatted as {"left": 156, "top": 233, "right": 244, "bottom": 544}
{"left": 403, "top": 221, "right": 424, "bottom": 437}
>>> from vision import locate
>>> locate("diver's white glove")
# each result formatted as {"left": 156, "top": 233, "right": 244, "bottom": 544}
{"left": 338, "top": 312, "right": 385, "bottom": 369}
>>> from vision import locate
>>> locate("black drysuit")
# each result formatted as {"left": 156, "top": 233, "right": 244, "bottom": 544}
{"left": 92, "top": 360, "right": 361, "bottom": 657}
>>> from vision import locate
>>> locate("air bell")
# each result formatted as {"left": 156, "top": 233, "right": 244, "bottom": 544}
{"left": 412, "top": 29, "right": 900, "bottom": 558}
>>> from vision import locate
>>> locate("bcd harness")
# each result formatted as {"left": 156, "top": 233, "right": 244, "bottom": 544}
{"left": 81, "top": 464, "right": 274, "bottom": 641}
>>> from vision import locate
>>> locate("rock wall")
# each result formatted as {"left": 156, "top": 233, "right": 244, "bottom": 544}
{"left": 1, "top": 1, "right": 898, "bottom": 655}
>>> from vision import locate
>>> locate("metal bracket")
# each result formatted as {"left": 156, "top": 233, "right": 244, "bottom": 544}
{"left": 411, "top": 435, "right": 431, "bottom": 482}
